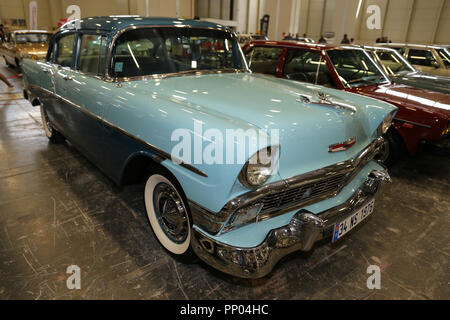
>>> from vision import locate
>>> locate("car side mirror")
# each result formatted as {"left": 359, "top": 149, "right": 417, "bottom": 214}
{"left": 431, "top": 61, "right": 440, "bottom": 68}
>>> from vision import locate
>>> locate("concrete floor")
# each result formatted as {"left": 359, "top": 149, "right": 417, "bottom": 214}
{"left": 0, "top": 63, "right": 448, "bottom": 300}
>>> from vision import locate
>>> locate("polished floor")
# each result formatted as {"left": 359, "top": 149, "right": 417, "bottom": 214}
{"left": 0, "top": 63, "right": 449, "bottom": 300}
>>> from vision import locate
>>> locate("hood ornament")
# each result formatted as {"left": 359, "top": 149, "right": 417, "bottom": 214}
{"left": 296, "top": 92, "right": 357, "bottom": 114}
{"left": 329, "top": 137, "right": 357, "bottom": 153}
{"left": 317, "top": 91, "right": 331, "bottom": 103}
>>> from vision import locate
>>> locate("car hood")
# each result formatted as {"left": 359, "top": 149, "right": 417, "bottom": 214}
{"left": 390, "top": 72, "right": 450, "bottom": 95}
{"left": 355, "top": 83, "right": 450, "bottom": 120}
{"left": 134, "top": 72, "right": 396, "bottom": 180}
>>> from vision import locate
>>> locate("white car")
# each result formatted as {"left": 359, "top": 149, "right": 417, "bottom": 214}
{"left": 383, "top": 43, "right": 450, "bottom": 77}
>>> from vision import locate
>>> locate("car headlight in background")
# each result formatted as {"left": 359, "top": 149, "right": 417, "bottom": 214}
{"left": 442, "top": 121, "right": 450, "bottom": 137}
{"left": 238, "top": 146, "right": 279, "bottom": 188}
{"left": 377, "top": 111, "right": 395, "bottom": 136}
{"left": 22, "top": 53, "right": 38, "bottom": 60}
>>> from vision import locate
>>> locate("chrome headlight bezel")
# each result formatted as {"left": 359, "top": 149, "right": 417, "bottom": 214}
{"left": 238, "top": 146, "right": 279, "bottom": 188}
{"left": 377, "top": 111, "right": 395, "bottom": 136}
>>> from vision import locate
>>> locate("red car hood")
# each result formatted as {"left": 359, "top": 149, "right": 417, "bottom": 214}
{"left": 354, "top": 83, "right": 450, "bottom": 121}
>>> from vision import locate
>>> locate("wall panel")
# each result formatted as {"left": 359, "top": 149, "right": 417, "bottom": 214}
{"left": 435, "top": 0, "right": 450, "bottom": 43}
{"left": 407, "top": 0, "right": 443, "bottom": 43}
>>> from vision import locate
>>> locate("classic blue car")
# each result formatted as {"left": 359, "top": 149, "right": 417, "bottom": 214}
{"left": 22, "top": 16, "right": 396, "bottom": 278}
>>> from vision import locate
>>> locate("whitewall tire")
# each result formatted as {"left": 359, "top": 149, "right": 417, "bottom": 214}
{"left": 144, "top": 173, "right": 191, "bottom": 255}
{"left": 40, "top": 105, "right": 64, "bottom": 143}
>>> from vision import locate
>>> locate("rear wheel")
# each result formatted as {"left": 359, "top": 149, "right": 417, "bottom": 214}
{"left": 144, "top": 172, "right": 194, "bottom": 259}
{"left": 40, "top": 105, "right": 65, "bottom": 143}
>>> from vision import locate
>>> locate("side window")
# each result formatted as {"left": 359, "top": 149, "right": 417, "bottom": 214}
{"left": 78, "top": 34, "right": 107, "bottom": 75}
{"left": 48, "top": 45, "right": 54, "bottom": 62}
{"left": 283, "top": 49, "right": 335, "bottom": 88}
{"left": 249, "top": 47, "right": 283, "bottom": 75}
{"left": 408, "top": 49, "right": 437, "bottom": 67}
{"left": 55, "top": 34, "right": 75, "bottom": 67}
{"left": 437, "top": 49, "right": 450, "bottom": 67}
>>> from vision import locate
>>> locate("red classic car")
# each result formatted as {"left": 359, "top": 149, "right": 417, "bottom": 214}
{"left": 243, "top": 41, "right": 450, "bottom": 163}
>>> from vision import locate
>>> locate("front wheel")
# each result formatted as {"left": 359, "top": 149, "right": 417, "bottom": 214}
{"left": 378, "top": 129, "right": 404, "bottom": 166}
{"left": 40, "top": 105, "right": 65, "bottom": 143}
{"left": 144, "top": 172, "right": 193, "bottom": 258}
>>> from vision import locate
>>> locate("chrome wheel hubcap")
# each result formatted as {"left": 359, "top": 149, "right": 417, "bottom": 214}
{"left": 153, "top": 183, "right": 188, "bottom": 243}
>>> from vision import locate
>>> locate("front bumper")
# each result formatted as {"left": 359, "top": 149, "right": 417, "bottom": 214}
{"left": 191, "top": 169, "right": 391, "bottom": 279}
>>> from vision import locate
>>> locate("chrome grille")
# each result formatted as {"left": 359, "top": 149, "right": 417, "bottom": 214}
{"left": 259, "top": 172, "right": 348, "bottom": 214}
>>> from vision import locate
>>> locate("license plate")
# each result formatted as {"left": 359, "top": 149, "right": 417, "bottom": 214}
{"left": 332, "top": 199, "right": 375, "bottom": 242}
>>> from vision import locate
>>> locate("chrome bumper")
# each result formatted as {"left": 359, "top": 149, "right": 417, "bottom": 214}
{"left": 191, "top": 169, "right": 391, "bottom": 279}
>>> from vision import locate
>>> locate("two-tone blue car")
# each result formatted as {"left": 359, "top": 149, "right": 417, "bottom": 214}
{"left": 22, "top": 16, "right": 396, "bottom": 278}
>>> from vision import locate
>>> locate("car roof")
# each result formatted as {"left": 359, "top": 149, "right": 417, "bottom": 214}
{"left": 13, "top": 30, "right": 52, "bottom": 34}
{"left": 383, "top": 43, "right": 447, "bottom": 50}
{"left": 249, "top": 40, "right": 346, "bottom": 50}
{"left": 59, "top": 16, "right": 230, "bottom": 33}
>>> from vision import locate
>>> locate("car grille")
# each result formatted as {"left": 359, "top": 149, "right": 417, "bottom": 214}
{"left": 259, "top": 172, "right": 348, "bottom": 215}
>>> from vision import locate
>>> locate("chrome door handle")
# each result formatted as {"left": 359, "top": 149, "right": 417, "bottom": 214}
{"left": 62, "top": 74, "right": 73, "bottom": 81}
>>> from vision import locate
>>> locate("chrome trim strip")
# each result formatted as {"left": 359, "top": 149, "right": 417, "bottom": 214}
{"left": 191, "top": 169, "right": 391, "bottom": 279}
{"left": 190, "top": 137, "right": 384, "bottom": 235}
{"left": 28, "top": 85, "right": 208, "bottom": 178}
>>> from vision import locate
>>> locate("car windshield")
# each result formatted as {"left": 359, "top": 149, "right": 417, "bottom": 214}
{"left": 111, "top": 27, "right": 247, "bottom": 78}
{"left": 327, "top": 49, "right": 389, "bottom": 87}
{"left": 437, "top": 48, "right": 450, "bottom": 67}
{"left": 371, "top": 49, "right": 415, "bottom": 75}
{"left": 16, "top": 33, "right": 50, "bottom": 44}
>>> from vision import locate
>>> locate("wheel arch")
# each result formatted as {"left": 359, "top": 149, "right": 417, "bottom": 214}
{"left": 119, "top": 152, "right": 183, "bottom": 191}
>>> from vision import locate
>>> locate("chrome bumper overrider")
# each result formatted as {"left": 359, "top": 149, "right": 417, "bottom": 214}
{"left": 191, "top": 169, "right": 391, "bottom": 279}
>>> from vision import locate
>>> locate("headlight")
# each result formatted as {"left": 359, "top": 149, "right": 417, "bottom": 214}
{"left": 377, "top": 111, "right": 395, "bottom": 136}
{"left": 238, "top": 146, "right": 279, "bottom": 188}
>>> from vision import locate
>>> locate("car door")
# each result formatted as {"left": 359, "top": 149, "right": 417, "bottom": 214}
{"left": 49, "top": 32, "right": 76, "bottom": 136}
{"left": 407, "top": 48, "right": 441, "bottom": 75}
{"left": 32, "top": 36, "right": 58, "bottom": 111}
{"left": 61, "top": 32, "right": 109, "bottom": 167}
{"left": 53, "top": 31, "right": 107, "bottom": 165}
